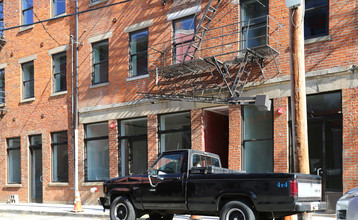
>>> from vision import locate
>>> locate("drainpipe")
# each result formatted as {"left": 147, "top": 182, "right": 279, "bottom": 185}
{"left": 74, "top": 0, "right": 80, "bottom": 204}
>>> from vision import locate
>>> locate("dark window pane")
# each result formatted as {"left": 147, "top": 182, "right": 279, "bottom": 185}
{"left": 305, "top": 0, "right": 329, "bottom": 9}
{"left": 92, "top": 41, "right": 108, "bottom": 84}
{"left": 241, "top": 0, "right": 268, "bottom": 22}
{"left": 243, "top": 105, "right": 273, "bottom": 140}
{"left": 53, "top": 53, "right": 67, "bottom": 92}
{"left": 22, "top": 62, "right": 34, "bottom": 99}
{"left": 304, "top": 8, "right": 329, "bottom": 39}
{"left": 52, "top": 132, "right": 68, "bottom": 182}
{"left": 0, "top": 69, "right": 4, "bottom": 103}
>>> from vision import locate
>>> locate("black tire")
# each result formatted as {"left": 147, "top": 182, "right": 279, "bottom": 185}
{"left": 150, "top": 213, "right": 174, "bottom": 220}
{"left": 220, "top": 201, "right": 256, "bottom": 220}
{"left": 110, "top": 196, "right": 136, "bottom": 220}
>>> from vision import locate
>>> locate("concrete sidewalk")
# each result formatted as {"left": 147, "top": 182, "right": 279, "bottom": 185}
{"left": 0, "top": 203, "right": 336, "bottom": 219}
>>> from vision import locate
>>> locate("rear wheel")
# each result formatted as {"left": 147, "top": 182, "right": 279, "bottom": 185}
{"left": 110, "top": 196, "right": 136, "bottom": 220}
{"left": 220, "top": 201, "right": 256, "bottom": 220}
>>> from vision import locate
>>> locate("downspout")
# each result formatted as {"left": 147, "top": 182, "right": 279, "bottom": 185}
{"left": 74, "top": 0, "right": 79, "bottom": 202}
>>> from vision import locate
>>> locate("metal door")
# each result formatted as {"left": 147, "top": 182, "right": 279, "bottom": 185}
{"left": 308, "top": 117, "right": 342, "bottom": 213}
{"left": 30, "top": 148, "right": 43, "bottom": 203}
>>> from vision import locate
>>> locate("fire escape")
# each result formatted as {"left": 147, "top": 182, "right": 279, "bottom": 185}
{"left": 144, "top": 0, "right": 280, "bottom": 105}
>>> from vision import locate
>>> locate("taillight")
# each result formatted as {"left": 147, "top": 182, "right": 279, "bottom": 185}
{"left": 290, "top": 180, "right": 298, "bottom": 197}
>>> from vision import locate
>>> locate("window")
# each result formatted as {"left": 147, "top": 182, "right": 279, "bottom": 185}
{"left": 159, "top": 112, "right": 191, "bottom": 153}
{"left": 51, "top": 132, "right": 68, "bottom": 182}
{"left": 85, "top": 122, "right": 109, "bottom": 181}
{"left": 22, "top": 61, "right": 34, "bottom": 99}
{"left": 22, "top": 0, "right": 33, "bottom": 25}
{"left": 173, "top": 16, "right": 195, "bottom": 63}
{"left": 0, "top": 69, "right": 4, "bottom": 104}
{"left": 92, "top": 40, "right": 108, "bottom": 85}
{"left": 52, "top": 0, "right": 66, "bottom": 17}
{"left": 305, "top": 0, "right": 329, "bottom": 39}
{"left": 119, "top": 118, "right": 148, "bottom": 176}
{"left": 129, "top": 29, "right": 148, "bottom": 77}
{"left": 241, "top": 0, "right": 268, "bottom": 49}
{"left": 52, "top": 52, "right": 67, "bottom": 93}
{"left": 242, "top": 105, "right": 273, "bottom": 173}
{"left": 7, "top": 138, "right": 21, "bottom": 184}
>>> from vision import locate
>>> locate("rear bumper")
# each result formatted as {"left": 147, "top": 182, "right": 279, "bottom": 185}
{"left": 295, "top": 201, "right": 326, "bottom": 212}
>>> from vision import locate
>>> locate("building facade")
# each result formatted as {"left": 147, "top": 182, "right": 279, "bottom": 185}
{"left": 0, "top": 0, "right": 357, "bottom": 213}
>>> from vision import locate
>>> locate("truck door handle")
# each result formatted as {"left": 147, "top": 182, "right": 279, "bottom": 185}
{"left": 316, "top": 168, "right": 322, "bottom": 176}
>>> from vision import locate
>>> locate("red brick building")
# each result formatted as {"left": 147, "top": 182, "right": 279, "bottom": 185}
{"left": 0, "top": 0, "right": 356, "bottom": 214}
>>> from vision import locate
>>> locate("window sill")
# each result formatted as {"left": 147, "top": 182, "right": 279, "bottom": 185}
{"left": 90, "top": 82, "right": 109, "bottom": 89}
{"left": 20, "top": 97, "right": 35, "bottom": 103}
{"left": 4, "top": 184, "right": 22, "bottom": 188}
{"left": 82, "top": 182, "right": 103, "bottom": 186}
{"left": 49, "top": 182, "right": 69, "bottom": 187}
{"left": 51, "top": 91, "right": 67, "bottom": 97}
{"left": 89, "top": 0, "right": 108, "bottom": 7}
{"left": 19, "top": 25, "right": 34, "bottom": 33}
{"left": 52, "top": 13, "right": 66, "bottom": 19}
{"left": 126, "top": 74, "right": 150, "bottom": 82}
{"left": 0, "top": 103, "right": 5, "bottom": 107}
{"left": 305, "top": 35, "right": 331, "bottom": 45}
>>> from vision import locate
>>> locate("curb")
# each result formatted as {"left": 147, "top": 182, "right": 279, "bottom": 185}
{"left": 0, "top": 208, "right": 109, "bottom": 218}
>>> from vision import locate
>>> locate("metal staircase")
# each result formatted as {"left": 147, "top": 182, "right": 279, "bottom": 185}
{"left": 183, "top": 0, "right": 221, "bottom": 61}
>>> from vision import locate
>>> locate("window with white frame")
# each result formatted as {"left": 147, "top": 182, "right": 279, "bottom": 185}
{"left": 304, "top": 0, "right": 329, "bottom": 39}
{"left": 129, "top": 29, "right": 148, "bottom": 77}
{"left": 22, "top": 0, "right": 33, "bottom": 25}
{"left": 22, "top": 61, "right": 34, "bottom": 99}
{"left": 51, "top": 131, "right": 68, "bottom": 182}
{"left": 7, "top": 138, "right": 21, "bottom": 184}
{"left": 52, "top": 0, "right": 66, "bottom": 17}
{"left": 52, "top": 52, "right": 67, "bottom": 93}
{"left": 85, "top": 122, "right": 109, "bottom": 181}
{"left": 92, "top": 40, "right": 108, "bottom": 85}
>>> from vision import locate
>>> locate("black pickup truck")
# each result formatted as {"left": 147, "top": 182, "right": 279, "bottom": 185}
{"left": 99, "top": 150, "right": 325, "bottom": 220}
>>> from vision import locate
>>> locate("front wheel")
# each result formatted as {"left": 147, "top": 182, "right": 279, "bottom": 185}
{"left": 110, "top": 196, "right": 136, "bottom": 220}
{"left": 220, "top": 201, "right": 256, "bottom": 220}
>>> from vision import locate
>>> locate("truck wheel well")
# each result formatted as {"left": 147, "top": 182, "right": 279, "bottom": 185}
{"left": 218, "top": 196, "right": 255, "bottom": 212}
{"left": 110, "top": 192, "right": 131, "bottom": 203}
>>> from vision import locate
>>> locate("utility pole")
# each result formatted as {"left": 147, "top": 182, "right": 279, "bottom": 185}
{"left": 288, "top": 0, "right": 310, "bottom": 175}
{"left": 288, "top": 2, "right": 310, "bottom": 219}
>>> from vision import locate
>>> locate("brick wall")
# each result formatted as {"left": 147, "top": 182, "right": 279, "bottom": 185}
{"left": 342, "top": 88, "right": 358, "bottom": 193}
{"left": 273, "top": 97, "right": 289, "bottom": 173}
{"left": 228, "top": 105, "right": 241, "bottom": 170}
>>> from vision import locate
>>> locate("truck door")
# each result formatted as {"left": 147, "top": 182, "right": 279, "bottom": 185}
{"left": 141, "top": 152, "right": 187, "bottom": 210}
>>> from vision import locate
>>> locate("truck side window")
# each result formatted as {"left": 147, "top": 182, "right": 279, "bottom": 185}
{"left": 151, "top": 153, "right": 184, "bottom": 174}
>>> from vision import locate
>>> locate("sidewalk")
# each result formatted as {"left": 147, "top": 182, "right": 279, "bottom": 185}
{"left": 0, "top": 203, "right": 336, "bottom": 219}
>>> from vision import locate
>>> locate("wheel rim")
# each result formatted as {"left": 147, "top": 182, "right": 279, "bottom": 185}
{"left": 115, "top": 203, "right": 128, "bottom": 220}
{"left": 226, "top": 208, "right": 246, "bottom": 220}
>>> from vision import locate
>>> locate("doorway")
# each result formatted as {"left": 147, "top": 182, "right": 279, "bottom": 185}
{"left": 306, "top": 92, "right": 343, "bottom": 213}
{"left": 29, "top": 135, "right": 43, "bottom": 203}
{"left": 308, "top": 117, "right": 342, "bottom": 213}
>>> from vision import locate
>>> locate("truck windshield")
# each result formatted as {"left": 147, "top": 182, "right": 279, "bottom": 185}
{"left": 150, "top": 152, "right": 184, "bottom": 175}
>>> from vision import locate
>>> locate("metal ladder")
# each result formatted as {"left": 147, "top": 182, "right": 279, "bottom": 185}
{"left": 182, "top": 0, "right": 221, "bottom": 61}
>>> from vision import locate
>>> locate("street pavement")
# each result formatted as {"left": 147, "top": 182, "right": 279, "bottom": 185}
{"left": 0, "top": 203, "right": 336, "bottom": 219}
